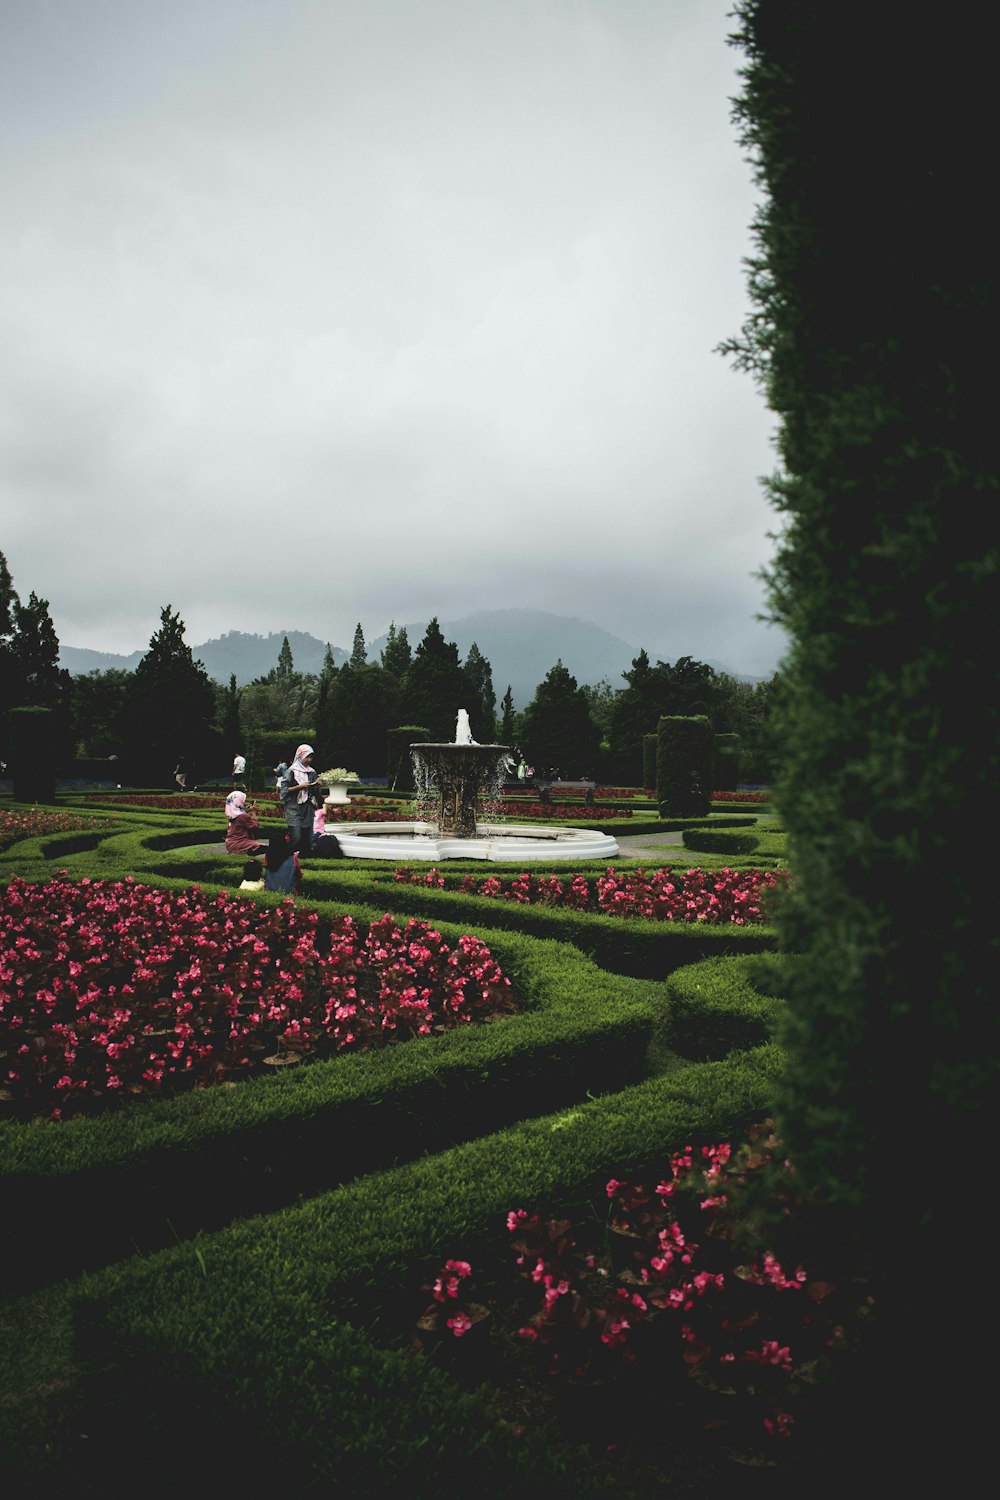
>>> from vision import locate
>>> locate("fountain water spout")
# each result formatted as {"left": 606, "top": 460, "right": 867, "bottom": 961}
{"left": 454, "top": 709, "right": 476, "bottom": 745}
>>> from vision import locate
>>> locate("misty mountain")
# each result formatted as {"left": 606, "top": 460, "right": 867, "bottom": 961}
{"left": 59, "top": 631, "right": 347, "bottom": 685}
{"left": 369, "top": 611, "right": 646, "bottom": 709}
{"left": 60, "top": 612, "right": 741, "bottom": 706}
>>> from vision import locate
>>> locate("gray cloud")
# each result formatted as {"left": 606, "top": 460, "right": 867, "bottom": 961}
{"left": 1, "top": 0, "right": 785, "bottom": 680}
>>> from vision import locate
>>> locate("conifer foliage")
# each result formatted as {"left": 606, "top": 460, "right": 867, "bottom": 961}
{"left": 122, "top": 606, "right": 217, "bottom": 786}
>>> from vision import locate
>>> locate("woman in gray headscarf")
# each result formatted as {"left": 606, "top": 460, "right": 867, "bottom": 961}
{"left": 280, "top": 743, "right": 318, "bottom": 860}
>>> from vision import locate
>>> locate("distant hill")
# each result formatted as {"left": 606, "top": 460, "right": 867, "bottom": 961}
{"left": 370, "top": 610, "right": 645, "bottom": 709}
{"left": 60, "top": 612, "right": 742, "bottom": 706}
{"left": 60, "top": 631, "right": 347, "bottom": 685}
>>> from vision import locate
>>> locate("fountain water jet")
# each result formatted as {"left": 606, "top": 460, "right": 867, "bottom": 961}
{"left": 329, "top": 711, "right": 620, "bottom": 862}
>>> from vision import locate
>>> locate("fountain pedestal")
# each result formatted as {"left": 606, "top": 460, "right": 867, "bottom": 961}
{"left": 413, "top": 742, "right": 511, "bottom": 838}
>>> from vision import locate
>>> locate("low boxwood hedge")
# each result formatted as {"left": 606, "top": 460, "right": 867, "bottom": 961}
{"left": 30, "top": 1049, "right": 780, "bottom": 1493}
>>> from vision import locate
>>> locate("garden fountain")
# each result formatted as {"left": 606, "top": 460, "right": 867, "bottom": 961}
{"left": 330, "top": 710, "right": 620, "bottom": 862}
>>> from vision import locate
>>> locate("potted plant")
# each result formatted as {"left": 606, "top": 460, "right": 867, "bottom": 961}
{"left": 316, "top": 767, "right": 361, "bottom": 805}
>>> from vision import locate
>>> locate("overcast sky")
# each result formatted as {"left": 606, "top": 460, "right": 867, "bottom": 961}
{"left": 1, "top": 0, "right": 786, "bottom": 679}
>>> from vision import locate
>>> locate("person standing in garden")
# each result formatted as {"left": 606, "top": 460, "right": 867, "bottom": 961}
{"left": 231, "top": 751, "right": 246, "bottom": 785}
{"left": 281, "top": 743, "right": 318, "bottom": 860}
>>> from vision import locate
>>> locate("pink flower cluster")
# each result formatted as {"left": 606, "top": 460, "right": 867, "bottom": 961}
{"left": 0, "top": 809, "right": 116, "bottom": 852}
{"left": 485, "top": 801, "right": 634, "bottom": 820}
{"left": 709, "top": 790, "right": 771, "bottom": 803}
{"left": 499, "top": 1126, "right": 859, "bottom": 1442}
{"left": 0, "top": 875, "right": 516, "bottom": 1119}
{"left": 394, "top": 865, "right": 788, "bottom": 925}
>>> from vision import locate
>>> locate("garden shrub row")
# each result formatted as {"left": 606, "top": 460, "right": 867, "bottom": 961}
{"left": 662, "top": 953, "right": 791, "bottom": 1061}
{"left": 681, "top": 828, "right": 761, "bottom": 855}
{"left": 1, "top": 872, "right": 665, "bottom": 1289}
{"left": 7, "top": 822, "right": 782, "bottom": 981}
{"left": 52, "top": 1048, "right": 781, "bottom": 1493}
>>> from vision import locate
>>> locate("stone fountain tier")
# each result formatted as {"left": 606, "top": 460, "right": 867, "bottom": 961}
{"left": 412, "top": 741, "right": 512, "bottom": 839}
{"left": 329, "top": 821, "right": 620, "bottom": 863}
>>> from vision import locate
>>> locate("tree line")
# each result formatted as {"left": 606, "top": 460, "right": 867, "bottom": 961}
{"left": 1, "top": 552, "right": 779, "bottom": 787}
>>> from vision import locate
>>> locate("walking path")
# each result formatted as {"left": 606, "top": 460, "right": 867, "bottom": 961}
{"left": 608, "top": 829, "right": 684, "bottom": 858}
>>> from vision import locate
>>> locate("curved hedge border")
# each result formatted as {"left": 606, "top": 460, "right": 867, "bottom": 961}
{"left": 0, "top": 870, "right": 665, "bottom": 1288}
{"left": 49, "top": 1049, "right": 781, "bottom": 1494}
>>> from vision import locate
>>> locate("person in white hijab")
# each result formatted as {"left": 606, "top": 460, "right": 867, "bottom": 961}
{"left": 281, "top": 743, "right": 318, "bottom": 859}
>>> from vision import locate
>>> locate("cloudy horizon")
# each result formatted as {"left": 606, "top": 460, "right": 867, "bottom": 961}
{"left": 2, "top": 0, "right": 786, "bottom": 680}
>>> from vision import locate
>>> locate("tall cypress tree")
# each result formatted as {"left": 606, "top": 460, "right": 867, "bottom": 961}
{"left": 350, "top": 623, "right": 367, "bottom": 669}
{"left": 729, "top": 1, "right": 997, "bottom": 1474}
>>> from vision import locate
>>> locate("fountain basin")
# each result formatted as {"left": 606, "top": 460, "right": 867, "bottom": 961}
{"left": 328, "top": 821, "right": 620, "bottom": 863}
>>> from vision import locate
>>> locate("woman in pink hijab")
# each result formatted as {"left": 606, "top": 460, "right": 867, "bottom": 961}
{"left": 225, "top": 790, "right": 267, "bottom": 857}
{"left": 280, "top": 744, "right": 318, "bottom": 859}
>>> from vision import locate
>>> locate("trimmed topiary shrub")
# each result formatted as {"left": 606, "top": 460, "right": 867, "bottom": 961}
{"left": 682, "top": 828, "right": 760, "bottom": 855}
{"left": 10, "top": 707, "right": 57, "bottom": 804}
{"left": 656, "top": 715, "right": 713, "bottom": 816}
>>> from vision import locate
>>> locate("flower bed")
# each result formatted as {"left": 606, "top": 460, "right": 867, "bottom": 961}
{"left": 394, "top": 865, "right": 787, "bottom": 924}
{"left": 484, "top": 801, "right": 633, "bottom": 820}
{"left": 0, "top": 809, "right": 118, "bottom": 852}
{"left": 710, "top": 790, "right": 771, "bottom": 804}
{"left": 0, "top": 874, "right": 517, "bottom": 1120}
{"left": 417, "top": 1123, "right": 869, "bottom": 1465}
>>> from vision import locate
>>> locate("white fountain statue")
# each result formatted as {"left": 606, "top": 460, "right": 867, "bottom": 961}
{"left": 327, "top": 709, "right": 619, "bottom": 863}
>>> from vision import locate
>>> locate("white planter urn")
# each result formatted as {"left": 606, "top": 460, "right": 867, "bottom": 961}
{"left": 325, "top": 780, "right": 353, "bottom": 806}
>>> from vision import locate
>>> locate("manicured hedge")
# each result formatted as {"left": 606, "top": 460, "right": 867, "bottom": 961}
{"left": 40, "top": 1050, "right": 780, "bottom": 1492}
{"left": 681, "top": 828, "right": 761, "bottom": 855}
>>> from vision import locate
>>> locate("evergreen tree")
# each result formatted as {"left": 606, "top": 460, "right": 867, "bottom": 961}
{"left": 122, "top": 606, "right": 217, "bottom": 785}
{"left": 400, "top": 618, "right": 465, "bottom": 741}
{"left": 728, "top": 1, "right": 996, "bottom": 1472}
{"left": 220, "top": 673, "right": 243, "bottom": 746}
{"left": 499, "top": 684, "right": 517, "bottom": 746}
{"left": 315, "top": 645, "right": 340, "bottom": 754}
{"left": 70, "top": 669, "right": 132, "bottom": 758}
{"left": 519, "top": 661, "right": 601, "bottom": 776}
{"left": 9, "top": 591, "right": 65, "bottom": 711}
{"left": 608, "top": 651, "right": 719, "bottom": 784}
{"left": 381, "top": 622, "right": 412, "bottom": 680}
{"left": 460, "top": 641, "right": 496, "bottom": 742}
{"left": 350, "top": 623, "right": 367, "bottom": 668}
{"left": 325, "top": 663, "right": 399, "bottom": 775}
{"left": 276, "top": 636, "right": 295, "bottom": 680}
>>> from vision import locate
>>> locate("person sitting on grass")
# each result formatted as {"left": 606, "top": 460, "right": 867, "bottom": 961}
{"left": 225, "top": 790, "right": 268, "bottom": 857}
{"left": 263, "top": 828, "right": 301, "bottom": 894}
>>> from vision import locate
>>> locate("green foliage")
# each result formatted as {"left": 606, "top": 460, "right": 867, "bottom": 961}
{"left": 608, "top": 651, "right": 721, "bottom": 783}
{"left": 380, "top": 621, "right": 412, "bottom": 680}
{"left": 727, "top": 2, "right": 998, "bottom": 1461}
{"left": 642, "top": 733, "right": 657, "bottom": 791}
{"left": 712, "top": 732, "right": 741, "bottom": 791}
{"left": 681, "top": 828, "right": 760, "bottom": 855}
{"left": 9, "top": 707, "right": 58, "bottom": 803}
{"left": 656, "top": 715, "right": 713, "bottom": 816}
{"left": 461, "top": 641, "right": 496, "bottom": 743}
{"left": 324, "top": 662, "right": 399, "bottom": 776}
{"left": 9, "top": 591, "right": 65, "bottom": 712}
{"left": 400, "top": 618, "right": 465, "bottom": 742}
{"left": 498, "top": 683, "right": 517, "bottom": 745}
{"left": 386, "top": 724, "right": 428, "bottom": 791}
{"left": 349, "top": 622, "right": 367, "bottom": 668}
{"left": 664, "top": 953, "right": 789, "bottom": 1060}
{"left": 519, "top": 660, "right": 600, "bottom": 775}
{"left": 122, "top": 607, "right": 218, "bottom": 786}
